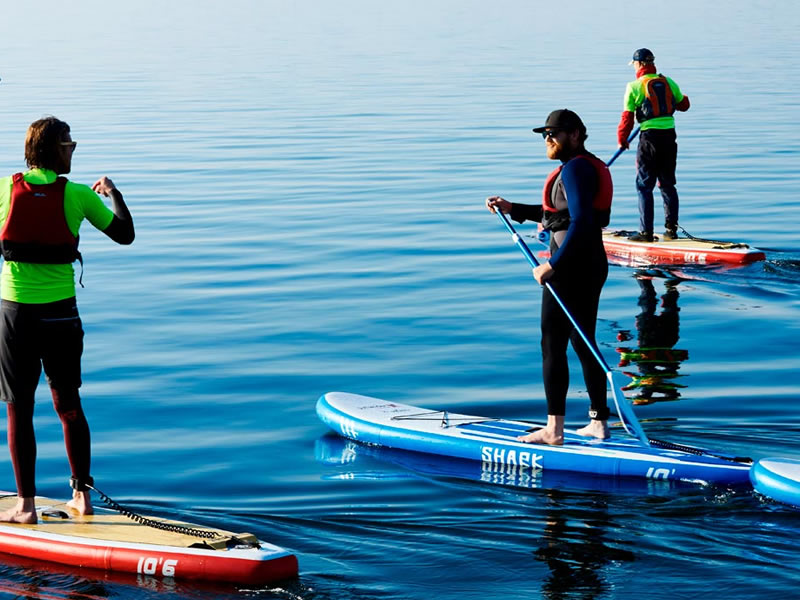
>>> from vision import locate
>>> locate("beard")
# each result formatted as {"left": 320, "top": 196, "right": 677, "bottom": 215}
{"left": 547, "top": 138, "right": 578, "bottom": 161}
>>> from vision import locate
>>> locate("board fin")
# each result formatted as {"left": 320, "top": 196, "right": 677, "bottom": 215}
{"left": 189, "top": 532, "right": 260, "bottom": 550}
{"left": 41, "top": 509, "right": 70, "bottom": 520}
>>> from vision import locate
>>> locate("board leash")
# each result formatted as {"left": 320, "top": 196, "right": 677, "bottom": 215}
{"left": 676, "top": 226, "right": 749, "bottom": 249}
{"left": 88, "top": 484, "right": 224, "bottom": 540}
{"left": 646, "top": 438, "right": 752, "bottom": 464}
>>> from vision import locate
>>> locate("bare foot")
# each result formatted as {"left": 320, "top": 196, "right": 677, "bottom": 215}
{"left": 576, "top": 420, "right": 610, "bottom": 440}
{"left": 0, "top": 497, "right": 37, "bottom": 524}
{"left": 517, "top": 428, "right": 564, "bottom": 446}
{"left": 66, "top": 491, "right": 93, "bottom": 516}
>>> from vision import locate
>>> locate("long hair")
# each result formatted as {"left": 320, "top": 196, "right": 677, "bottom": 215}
{"left": 24, "top": 117, "right": 70, "bottom": 170}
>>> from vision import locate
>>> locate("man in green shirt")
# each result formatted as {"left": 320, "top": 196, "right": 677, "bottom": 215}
{"left": 0, "top": 116, "right": 134, "bottom": 523}
{"left": 617, "top": 48, "right": 690, "bottom": 242}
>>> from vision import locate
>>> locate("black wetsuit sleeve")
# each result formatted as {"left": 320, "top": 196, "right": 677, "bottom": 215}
{"left": 101, "top": 190, "right": 135, "bottom": 245}
{"left": 509, "top": 203, "right": 544, "bottom": 224}
{"left": 549, "top": 158, "right": 598, "bottom": 271}
{"left": 103, "top": 216, "right": 135, "bottom": 245}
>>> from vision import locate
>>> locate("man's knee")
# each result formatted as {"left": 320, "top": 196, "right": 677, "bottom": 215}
{"left": 636, "top": 175, "right": 657, "bottom": 191}
{"left": 50, "top": 387, "right": 82, "bottom": 419}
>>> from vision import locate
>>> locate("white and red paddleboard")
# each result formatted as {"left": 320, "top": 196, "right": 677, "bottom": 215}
{"left": 0, "top": 492, "right": 298, "bottom": 585}
{"left": 602, "top": 229, "right": 765, "bottom": 265}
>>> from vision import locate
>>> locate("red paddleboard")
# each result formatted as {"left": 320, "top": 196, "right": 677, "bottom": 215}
{"left": 0, "top": 492, "right": 298, "bottom": 585}
{"left": 602, "top": 229, "right": 765, "bottom": 265}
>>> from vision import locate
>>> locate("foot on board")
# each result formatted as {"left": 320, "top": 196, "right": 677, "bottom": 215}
{"left": 67, "top": 491, "right": 94, "bottom": 516}
{"left": 517, "top": 428, "right": 564, "bottom": 446}
{"left": 662, "top": 226, "right": 678, "bottom": 241}
{"left": 0, "top": 499, "right": 37, "bottom": 524}
{"left": 628, "top": 231, "right": 654, "bottom": 242}
{"left": 576, "top": 420, "right": 611, "bottom": 440}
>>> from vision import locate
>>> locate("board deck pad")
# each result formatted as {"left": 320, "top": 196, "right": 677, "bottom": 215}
{"left": 317, "top": 392, "right": 753, "bottom": 486}
{"left": 0, "top": 492, "right": 298, "bottom": 584}
{"left": 0, "top": 495, "right": 228, "bottom": 546}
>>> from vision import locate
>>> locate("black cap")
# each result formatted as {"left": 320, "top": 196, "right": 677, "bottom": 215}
{"left": 630, "top": 48, "right": 655, "bottom": 64}
{"left": 532, "top": 109, "right": 586, "bottom": 134}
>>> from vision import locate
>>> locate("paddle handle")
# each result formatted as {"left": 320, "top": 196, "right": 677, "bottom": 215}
{"left": 606, "top": 126, "right": 641, "bottom": 167}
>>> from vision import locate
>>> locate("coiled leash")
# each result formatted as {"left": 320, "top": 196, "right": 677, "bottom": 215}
{"left": 68, "top": 477, "right": 257, "bottom": 547}
{"left": 80, "top": 482, "right": 221, "bottom": 539}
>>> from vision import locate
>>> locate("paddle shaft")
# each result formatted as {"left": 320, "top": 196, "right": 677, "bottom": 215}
{"left": 606, "top": 126, "right": 640, "bottom": 167}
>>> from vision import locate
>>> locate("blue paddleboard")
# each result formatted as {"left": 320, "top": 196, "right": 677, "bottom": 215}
{"left": 316, "top": 433, "right": 711, "bottom": 496}
{"left": 750, "top": 457, "right": 800, "bottom": 508}
{"left": 316, "top": 392, "right": 753, "bottom": 486}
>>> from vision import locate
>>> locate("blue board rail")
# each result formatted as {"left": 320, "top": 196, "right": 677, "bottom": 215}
{"left": 317, "top": 392, "right": 753, "bottom": 486}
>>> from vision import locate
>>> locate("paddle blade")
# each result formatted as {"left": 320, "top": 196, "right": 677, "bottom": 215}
{"left": 608, "top": 371, "right": 650, "bottom": 447}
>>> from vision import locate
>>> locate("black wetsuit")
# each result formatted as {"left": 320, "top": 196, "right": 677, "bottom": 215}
{"left": 510, "top": 156, "right": 609, "bottom": 420}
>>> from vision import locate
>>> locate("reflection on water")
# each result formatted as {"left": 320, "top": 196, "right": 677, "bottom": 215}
{"left": 0, "top": 550, "right": 226, "bottom": 599}
{"left": 317, "top": 434, "right": 656, "bottom": 600}
{"left": 315, "top": 434, "right": 693, "bottom": 497}
{"left": 533, "top": 493, "right": 635, "bottom": 600}
{"left": 616, "top": 274, "right": 688, "bottom": 405}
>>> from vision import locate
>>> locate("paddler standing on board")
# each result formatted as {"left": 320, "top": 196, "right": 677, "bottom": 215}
{"left": 486, "top": 109, "right": 611, "bottom": 445}
{"left": 618, "top": 48, "right": 690, "bottom": 243}
{"left": 0, "top": 117, "right": 134, "bottom": 523}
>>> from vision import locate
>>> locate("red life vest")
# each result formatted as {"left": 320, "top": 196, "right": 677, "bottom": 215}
{"left": 0, "top": 173, "right": 80, "bottom": 264}
{"left": 541, "top": 154, "right": 613, "bottom": 231}
{"left": 635, "top": 74, "right": 675, "bottom": 123}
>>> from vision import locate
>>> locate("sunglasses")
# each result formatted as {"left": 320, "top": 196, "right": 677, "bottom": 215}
{"left": 60, "top": 141, "right": 77, "bottom": 150}
{"left": 540, "top": 129, "right": 561, "bottom": 140}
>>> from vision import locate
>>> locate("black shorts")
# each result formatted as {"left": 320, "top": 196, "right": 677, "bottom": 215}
{"left": 0, "top": 297, "right": 84, "bottom": 404}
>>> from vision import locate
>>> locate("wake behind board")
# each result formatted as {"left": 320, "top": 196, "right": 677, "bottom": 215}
{"left": 317, "top": 392, "right": 753, "bottom": 486}
{"left": 602, "top": 229, "right": 765, "bottom": 265}
{"left": 750, "top": 458, "right": 800, "bottom": 508}
{"left": 0, "top": 492, "right": 297, "bottom": 585}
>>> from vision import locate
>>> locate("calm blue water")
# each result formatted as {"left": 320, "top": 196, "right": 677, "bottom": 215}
{"left": 0, "top": 1, "right": 798, "bottom": 598}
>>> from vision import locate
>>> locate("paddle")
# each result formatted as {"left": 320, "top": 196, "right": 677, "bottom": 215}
{"left": 606, "top": 126, "right": 640, "bottom": 167}
{"left": 494, "top": 209, "right": 650, "bottom": 447}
